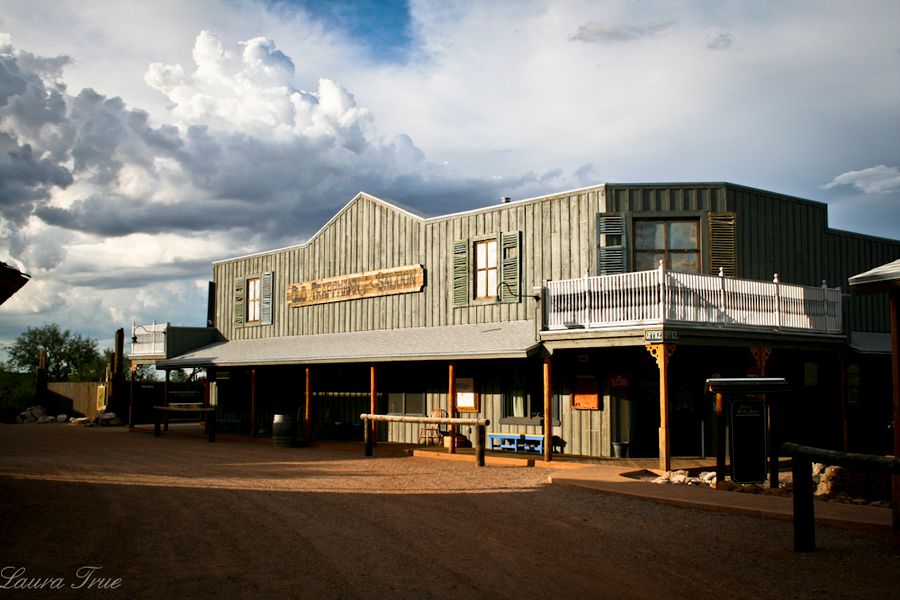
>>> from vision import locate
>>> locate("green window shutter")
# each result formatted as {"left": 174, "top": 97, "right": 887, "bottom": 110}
{"left": 500, "top": 230, "right": 521, "bottom": 303}
{"left": 597, "top": 214, "right": 626, "bottom": 275}
{"left": 708, "top": 212, "right": 737, "bottom": 277}
{"left": 452, "top": 239, "right": 469, "bottom": 306}
{"left": 260, "top": 271, "right": 274, "bottom": 326}
{"left": 233, "top": 276, "right": 245, "bottom": 328}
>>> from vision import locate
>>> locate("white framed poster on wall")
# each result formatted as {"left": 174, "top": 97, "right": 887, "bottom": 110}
{"left": 455, "top": 377, "right": 479, "bottom": 413}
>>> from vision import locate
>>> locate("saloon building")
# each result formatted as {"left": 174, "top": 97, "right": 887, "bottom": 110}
{"left": 132, "top": 183, "right": 899, "bottom": 466}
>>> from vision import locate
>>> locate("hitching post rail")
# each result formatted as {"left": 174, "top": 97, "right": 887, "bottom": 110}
{"left": 360, "top": 414, "right": 490, "bottom": 467}
{"left": 780, "top": 442, "right": 900, "bottom": 552}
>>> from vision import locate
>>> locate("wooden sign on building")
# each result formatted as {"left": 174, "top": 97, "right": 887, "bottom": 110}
{"left": 287, "top": 264, "right": 425, "bottom": 308}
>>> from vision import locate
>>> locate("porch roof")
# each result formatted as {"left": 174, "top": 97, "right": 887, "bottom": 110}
{"left": 849, "top": 258, "right": 900, "bottom": 294}
{"left": 157, "top": 320, "right": 541, "bottom": 368}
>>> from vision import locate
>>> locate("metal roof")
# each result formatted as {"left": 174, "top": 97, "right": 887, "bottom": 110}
{"left": 849, "top": 258, "right": 900, "bottom": 294}
{"left": 157, "top": 320, "right": 541, "bottom": 368}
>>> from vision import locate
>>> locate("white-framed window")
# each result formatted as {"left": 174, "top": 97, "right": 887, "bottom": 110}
{"left": 246, "top": 277, "right": 261, "bottom": 323}
{"left": 474, "top": 238, "right": 498, "bottom": 300}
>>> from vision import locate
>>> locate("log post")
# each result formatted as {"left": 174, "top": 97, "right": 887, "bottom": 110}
{"left": 448, "top": 362, "right": 457, "bottom": 454}
{"left": 304, "top": 366, "right": 313, "bottom": 442}
{"left": 250, "top": 368, "right": 257, "bottom": 437}
{"left": 35, "top": 350, "right": 48, "bottom": 407}
{"left": 363, "top": 416, "right": 372, "bottom": 457}
{"left": 543, "top": 356, "right": 552, "bottom": 463}
{"left": 475, "top": 423, "right": 485, "bottom": 467}
{"left": 370, "top": 364, "right": 377, "bottom": 447}
{"left": 891, "top": 293, "right": 900, "bottom": 539}
{"left": 163, "top": 369, "right": 170, "bottom": 431}
{"left": 715, "top": 391, "right": 726, "bottom": 485}
{"left": 791, "top": 454, "right": 816, "bottom": 552}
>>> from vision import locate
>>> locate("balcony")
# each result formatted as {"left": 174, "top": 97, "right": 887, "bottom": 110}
{"left": 129, "top": 322, "right": 220, "bottom": 363}
{"left": 544, "top": 266, "right": 842, "bottom": 335}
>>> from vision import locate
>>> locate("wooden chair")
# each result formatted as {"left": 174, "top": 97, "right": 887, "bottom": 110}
{"left": 418, "top": 408, "right": 447, "bottom": 445}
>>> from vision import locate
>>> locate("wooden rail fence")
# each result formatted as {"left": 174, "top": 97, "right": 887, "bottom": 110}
{"left": 360, "top": 413, "right": 491, "bottom": 466}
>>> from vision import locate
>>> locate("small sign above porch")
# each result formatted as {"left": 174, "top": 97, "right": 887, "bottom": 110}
{"left": 287, "top": 264, "right": 425, "bottom": 308}
{"left": 644, "top": 329, "right": 679, "bottom": 343}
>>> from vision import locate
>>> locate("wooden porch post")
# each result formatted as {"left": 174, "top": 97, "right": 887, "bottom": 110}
{"left": 891, "top": 293, "right": 900, "bottom": 538}
{"left": 370, "top": 363, "right": 378, "bottom": 447}
{"left": 543, "top": 355, "right": 552, "bottom": 463}
{"left": 715, "top": 391, "right": 726, "bottom": 485}
{"left": 647, "top": 343, "right": 675, "bottom": 472}
{"left": 304, "top": 366, "right": 313, "bottom": 442}
{"left": 751, "top": 346, "right": 777, "bottom": 488}
{"left": 163, "top": 369, "right": 170, "bottom": 431}
{"left": 250, "top": 368, "right": 257, "bottom": 437}
{"left": 448, "top": 362, "right": 457, "bottom": 454}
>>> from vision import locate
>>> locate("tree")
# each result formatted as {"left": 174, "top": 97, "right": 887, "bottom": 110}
{"left": 7, "top": 324, "right": 104, "bottom": 382}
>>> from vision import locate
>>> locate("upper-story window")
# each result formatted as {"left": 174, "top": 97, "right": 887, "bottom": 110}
{"left": 453, "top": 231, "right": 521, "bottom": 306}
{"left": 246, "top": 277, "right": 261, "bottom": 322}
{"left": 634, "top": 220, "right": 700, "bottom": 273}
{"left": 474, "top": 239, "right": 498, "bottom": 300}
{"left": 233, "top": 271, "right": 274, "bottom": 328}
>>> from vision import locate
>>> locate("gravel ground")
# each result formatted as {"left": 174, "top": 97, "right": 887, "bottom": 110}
{"left": 0, "top": 424, "right": 898, "bottom": 599}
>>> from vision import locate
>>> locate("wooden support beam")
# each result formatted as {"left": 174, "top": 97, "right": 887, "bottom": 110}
{"left": 448, "top": 362, "right": 457, "bottom": 454}
{"left": 304, "top": 366, "right": 313, "bottom": 442}
{"left": 163, "top": 369, "right": 170, "bottom": 431}
{"left": 370, "top": 363, "right": 377, "bottom": 447}
{"left": 891, "top": 293, "right": 900, "bottom": 539}
{"left": 715, "top": 391, "right": 726, "bottom": 485}
{"left": 647, "top": 343, "right": 676, "bottom": 472}
{"left": 751, "top": 346, "right": 778, "bottom": 489}
{"left": 543, "top": 356, "right": 552, "bottom": 463}
{"left": 250, "top": 368, "right": 257, "bottom": 437}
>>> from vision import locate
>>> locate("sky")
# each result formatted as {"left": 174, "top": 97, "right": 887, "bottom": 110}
{"left": 0, "top": 0, "right": 898, "bottom": 356}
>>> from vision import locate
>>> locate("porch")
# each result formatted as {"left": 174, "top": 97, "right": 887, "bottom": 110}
{"left": 544, "top": 266, "right": 843, "bottom": 335}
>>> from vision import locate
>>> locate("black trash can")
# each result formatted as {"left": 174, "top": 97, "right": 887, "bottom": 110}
{"left": 272, "top": 414, "right": 297, "bottom": 448}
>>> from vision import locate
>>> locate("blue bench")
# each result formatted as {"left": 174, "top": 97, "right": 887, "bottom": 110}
{"left": 488, "top": 433, "right": 544, "bottom": 454}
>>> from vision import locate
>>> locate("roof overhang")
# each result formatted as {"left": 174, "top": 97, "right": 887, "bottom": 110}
{"left": 849, "top": 259, "right": 900, "bottom": 294}
{"left": 0, "top": 262, "right": 30, "bottom": 305}
{"left": 157, "top": 320, "right": 542, "bottom": 369}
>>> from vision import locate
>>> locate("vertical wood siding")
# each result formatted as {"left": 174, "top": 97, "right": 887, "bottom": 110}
{"left": 214, "top": 189, "right": 606, "bottom": 340}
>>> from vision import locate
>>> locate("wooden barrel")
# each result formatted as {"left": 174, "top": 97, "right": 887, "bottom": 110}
{"left": 272, "top": 414, "right": 297, "bottom": 447}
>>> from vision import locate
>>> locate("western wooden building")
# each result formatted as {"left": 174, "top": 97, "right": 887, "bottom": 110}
{"left": 133, "top": 183, "right": 899, "bottom": 466}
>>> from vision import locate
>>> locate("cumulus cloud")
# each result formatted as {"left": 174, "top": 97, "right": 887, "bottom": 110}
{"left": 823, "top": 165, "right": 900, "bottom": 195}
{"left": 568, "top": 20, "right": 675, "bottom": 43}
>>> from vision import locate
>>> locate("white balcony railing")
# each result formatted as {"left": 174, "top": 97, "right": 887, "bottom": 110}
{"left": 130, "top": 322, "right": 168, "bottom": 357}
{"left": 545, "top": 265, "right": 842, "bottom": 334}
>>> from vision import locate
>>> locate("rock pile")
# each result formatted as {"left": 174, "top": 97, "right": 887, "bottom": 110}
{"left": 813, "top": 463, "right": 890, "bottom": 504}
{"left": 15, "top": 405, "right": 123, "bottom": 427}
{"left": 15, "top": 406, "right": 62, "bottom": 424}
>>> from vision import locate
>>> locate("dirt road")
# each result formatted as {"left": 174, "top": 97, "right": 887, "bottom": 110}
{"left": 0, "top": 425, "right": 897, "bottom": 599}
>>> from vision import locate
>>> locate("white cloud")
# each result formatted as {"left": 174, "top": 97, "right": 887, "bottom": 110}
{"left": 823, "top": 165, "right": 900, "bottom": 195}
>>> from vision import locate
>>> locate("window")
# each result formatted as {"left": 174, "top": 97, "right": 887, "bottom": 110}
{"left": 634, "top": 220, "right": 700, "bottom": 272}
{"left": 474, "top": 239, "right": 498, "bottom": 300}
{"left": 246, "top": 277, "right": 261, "bottom": 322}
{"left": 387, "top": 392, "right": 425, "bottom": 415}
{"left": 453, "top": 232, "right": 521, "bottom": 307}
{"left": 233, "top": 271, "right": 274, "bottom": 328}
{"left": 501, "top": 365, "right": 551, "bottom": 425}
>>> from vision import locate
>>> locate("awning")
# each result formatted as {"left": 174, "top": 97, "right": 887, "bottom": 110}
{"left": 157, "top": 320, "right": 542, "bottom": 368}
{"left": 849, "top": 258, "right": 900, "bottom": 294}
